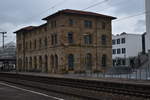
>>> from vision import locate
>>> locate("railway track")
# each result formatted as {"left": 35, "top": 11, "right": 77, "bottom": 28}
{"left": 0, "top": 73, "right": 150, "bottom": 99}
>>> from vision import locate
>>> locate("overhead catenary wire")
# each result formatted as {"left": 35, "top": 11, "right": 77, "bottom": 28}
{"left": 80, "top": 0, "right": 145, "bottom": 23}
{"left": 81, "top": 0, "right": 145, "bottom": 23}
{"left": 0, "top": 0, "right": 146, "bottom": 43}
{"left": 98, "top": 0, "right": 130, "bottom": 12}
{"left": 0, "top": 0, "right": 67, "bottom": 29}
{"left": 113, "top": 10, "right": 149, "bottom": 22}
{"left": 27, "top": 0, "right": 67, "bottom": 21}
{"left": 81, "top": 0, "right": 131, "bottom": 12}
{"left": 1, "top": 0, "right": 107, "bottom": 45}
{"left": 0, "top": 0, "right": 67, "bottom": 43}
{"left": 82, "top": 0, "right": 109, "bottom": 10}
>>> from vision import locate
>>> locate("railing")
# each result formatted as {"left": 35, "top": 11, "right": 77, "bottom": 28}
{"left": 66, "top": 68, "right": 150, "bottom": 80}
{"left": 0, "top": 72, "right": 150, "bottom": 99}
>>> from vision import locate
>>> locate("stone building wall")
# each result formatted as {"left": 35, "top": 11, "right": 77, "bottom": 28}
{"left": 15, "top": 10, "right": 115, "bottom": 74}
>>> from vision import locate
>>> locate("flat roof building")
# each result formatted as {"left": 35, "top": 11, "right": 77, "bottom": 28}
{"left": 112, "top": 32, "right": 143, "bottom": 67}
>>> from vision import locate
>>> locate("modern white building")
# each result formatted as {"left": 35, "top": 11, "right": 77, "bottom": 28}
{"left": 112, "top": 32, "right": 143, "bottom": 67}
{"left": 145, "top": 0, "right": 150, "bottom": 52}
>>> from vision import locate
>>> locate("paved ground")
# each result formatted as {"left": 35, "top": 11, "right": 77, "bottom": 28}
{"left": 0, "top": 81, "right": 86, "bottom": 100}
{"left": 0, "top": 82, "right": 64, "bottom": 100}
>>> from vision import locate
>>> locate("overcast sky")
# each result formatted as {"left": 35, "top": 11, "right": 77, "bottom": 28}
{"left": 0, "top": 0, "right": 145, "bottom": 46}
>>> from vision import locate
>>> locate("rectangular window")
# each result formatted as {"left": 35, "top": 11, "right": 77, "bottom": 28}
{"left": 84, "top": 20, "right": 92, "bottom": 28}
{"left": 39, "top": 39, "right": 42, "bottom": 48}
{"left": 44, "top": 37, "right": 47, "bottom": 47}
{"left": 112, "top": 49, "right": 116, "bottom": 54}
{"left": 25, "top": 42, "right": 28, "bottom": 50}
{"left": 112, "top": 39, "right": 116, "bottom": 45}
{"left": 18, "top": 44, "right": 22, "bottom": 52}
{"left": 51, "top": 35, "right": 54, "bottom": 45}
{"left": 69, "top": 19, "right": 74, "bottom": 26}
{"left": 122, "top": 48, "right": 126, "bottom": 54}
{"left": 54, "top": 34, "right": 57, "bottom": 44}
{"left": 121, "top": 38, "right": 125, "bottom": 44}
{"left": 51, "top": 33, "right": 58, "bottom": 45}
{"left": 52, "top": 34, "right": 57, "bottom": 45}
{"left": 30, "top": 41, "right": 32, "bottom": 49}
{"left": 102, "top": 22, "right": 106, "bottom": 29}
{"left": 84, "top": 34, "right": 92, "bottom": 44}
{"left": 117, "top": 39, "right": 120, "bottom": 44}
{"left": 54, "top": 20, "right": 56, "bottom": 27}
{"left": 44, "top": 27, "right": 47, "bottom": 32}
{"left": 68, "top": 32, "right": 74, "bottom": 44}
{"left": 117, "top": 59, "right": 121, "bottom": 65}
{"left": 51, "top": 21, "right": 53, "bottom": 28}
{"left": 51, "top": 20, "right": 56, "bottom": 28}
{"left": 34, "top": 40, "right": 36, "bottom": 49}
{"left": 117, "top": 48, "right": 121, "bottom": 54}
{"left": 113, "top": 60, "right": 116, "bottom": 66}
{"left": 102, "top": 55, "right": 107, "bottom": 67}
{"left": 101, "top": 35, "right": 107, "bottom": 45}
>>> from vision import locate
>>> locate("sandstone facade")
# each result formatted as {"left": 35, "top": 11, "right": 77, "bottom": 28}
{"left": 15, "top": 9, "right": 116, "bottom": 74}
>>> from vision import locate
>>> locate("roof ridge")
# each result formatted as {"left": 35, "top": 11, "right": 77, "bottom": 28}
{"left": 43, "top": 9, "right": 116, "bottom": 20}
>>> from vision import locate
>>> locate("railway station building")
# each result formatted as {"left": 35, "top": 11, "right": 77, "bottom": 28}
{"left": 15, "top": 9, "right": 116, "bottom": 74}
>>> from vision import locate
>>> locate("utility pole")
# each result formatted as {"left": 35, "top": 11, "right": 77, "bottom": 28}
{"left": 0, "top": 32, "right": 7, "bottom": 48}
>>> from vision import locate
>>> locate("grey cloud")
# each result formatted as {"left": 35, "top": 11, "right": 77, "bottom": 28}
{"left": 108, "top": 0, "right": 145, "bottom": 15}
{"left": 134, "top": 19, "right": 146, "bottom": 32}
{"left": 0, "top": 0, "right": 146, "bottom": 44}
{"left": 0, "top": 0, "right": 57, "bottom": 24}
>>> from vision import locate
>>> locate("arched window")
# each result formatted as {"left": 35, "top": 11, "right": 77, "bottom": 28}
{"left": 51, "top": 55, "right": 54, "bottom": 69}
{"left": 45, "top": 55, "right": 48, "bottom": 72}
{"left": 34, "top": 56, "right": 37, "bottom": 70}
{"left": 55, "top": 55, "right": 58, "bottom": 70}
{"left": 85, "top": 53, "right": 92, "bottom": 70}
{"left": 25, "top": 57, "right": 28, "bottom": 71}
{"left": 51, "top": 54, "right": 58, "bottom": 73}
{"left": 39, "top": 56, "right": 42, "bottom": 71}
{"left": 102, "top": 54, "right": 107, "bottom": 67}
{"left": 51, "top": 35, "right": 54, "bottom": 45}
{"left": 29, "top": 57, "right": 32, "bottom": 70}
{"left": 68, "top": 32, "right": 74, "bottom": 44}
{"left": 68, "top": 54, "right": 74, "bottom": 70}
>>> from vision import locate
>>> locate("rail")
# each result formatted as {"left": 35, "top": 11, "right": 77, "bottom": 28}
{"left": 0, "top": 73, "right": 150, "bottom": 99}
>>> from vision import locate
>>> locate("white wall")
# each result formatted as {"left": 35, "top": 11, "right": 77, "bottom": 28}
{"left": 127, "top": 35, "right": 142, "bottom": 57}
{"left": 112, "top": 34, "right": 142, "bottom": 59}
{"left": 145, "top": 0, "right": 150, "bottom": 52}
{"left": 112, "top": 35, "right": 126, "bottom": 59}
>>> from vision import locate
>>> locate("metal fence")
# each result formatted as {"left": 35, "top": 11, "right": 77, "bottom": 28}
{"left": 65, "top": 65, "right": 150, "bottom": 80}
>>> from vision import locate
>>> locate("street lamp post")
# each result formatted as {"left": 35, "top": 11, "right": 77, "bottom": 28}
{"left": 0, "top": 32, "right": 7, "bottom": 48}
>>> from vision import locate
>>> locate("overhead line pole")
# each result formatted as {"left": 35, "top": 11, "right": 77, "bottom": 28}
{"left": 0, "top": 32, "right": 7, "bottom": 48}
